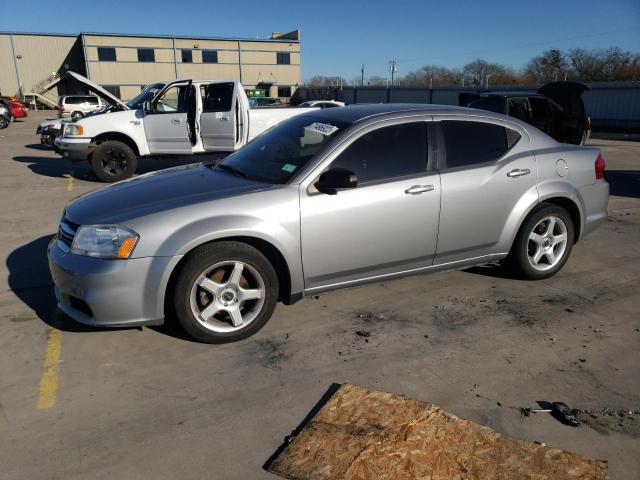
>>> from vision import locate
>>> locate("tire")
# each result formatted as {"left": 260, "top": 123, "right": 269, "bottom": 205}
{"left": 579, "top": 130, "right": 588, "bottom": 146}
{"left": 502, "top": 204, "right": 574, "bottom": 280}
{"left": 172, "top": 241, "right": 279, "bottom": 343}
{"left": 71, "top": 111, "right": 84, "bottom": 122}
{"left": 0, "top": 116, "right": 8, "bottom": 129}
{"left": 90, "top": 140, "right": 137, "bottom": 182}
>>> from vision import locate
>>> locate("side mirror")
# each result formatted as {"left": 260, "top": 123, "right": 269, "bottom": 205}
{"left": 314, "top": 168, "right": 357, "bottom": 195}
{"left": 143, "top": 101, "right": 154, "bottom": 113}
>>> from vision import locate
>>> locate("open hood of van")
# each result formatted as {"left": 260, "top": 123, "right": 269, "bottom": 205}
{"left": 66, "top": 71, "right": 130, "bottom": 110}
{"left": 538, "top": 81, "right": 589, "bottom": 116}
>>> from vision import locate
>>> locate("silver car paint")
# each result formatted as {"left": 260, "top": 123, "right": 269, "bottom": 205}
{"left": 49, "top": 105, "right": 609, "bottom": 327}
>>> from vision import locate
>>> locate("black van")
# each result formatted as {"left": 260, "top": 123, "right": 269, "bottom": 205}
{"left": 460, "top": 82, "right": 590, "bottom": 145}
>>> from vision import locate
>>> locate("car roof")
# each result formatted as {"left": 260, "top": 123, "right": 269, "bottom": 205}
{"left": 472, "top": 91, "right": 545, "bottom": 98}
{"left": 297, "top": 103, "right": 480, "bottom": 124}
{"left": 62, "top": 94, "right": 100, "bottom": 98}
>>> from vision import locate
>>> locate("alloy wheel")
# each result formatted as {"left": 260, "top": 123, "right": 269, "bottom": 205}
{"left": 101, "top": 149, "right": 127, "bottom": 176}
{"left": 189, "top": 261, "right": 265, "bottom": 333}
{"left": 527, "top": 215, "right": 568, "bottom": 272}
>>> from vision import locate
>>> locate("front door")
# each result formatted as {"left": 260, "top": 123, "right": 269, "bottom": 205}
{"left": 200, "top": 82, "right": 237, "bottom": 151}
{"left": 300, "top": 121, "right": 441, "bottom": 291}
{"left": 143, "top": 83, "right": 192, "bottom": 154}
{"left": 434, "top": 119, "right": 537, "bottom": 264}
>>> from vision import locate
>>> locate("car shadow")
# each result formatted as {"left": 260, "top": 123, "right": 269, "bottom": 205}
{"left": 6, "top": 235, "right": 106, "bottom": 332}
{"left": 13, "top": 155, "right": 98, "bottom": 181}
{"left": 13, "top": 153, "right": 228, "bottom": 181}
{"left": 25, "top": 143, "right": 52, "bottom": 151}
{"left": 7, "top": 235, "right": 196, "bottom": 339}
{"left": 463, "top": 262, "right": 520, "bottom": 279}
{"left": 604, "top": 170, "right": 640, "bottom": 198}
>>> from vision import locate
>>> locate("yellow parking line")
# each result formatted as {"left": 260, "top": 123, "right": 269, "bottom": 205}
{"left": 66, "top": 174, "right": 74, "bottom": 192}
{"left": 37, "top": 329, "right": 62, "bottom": 410}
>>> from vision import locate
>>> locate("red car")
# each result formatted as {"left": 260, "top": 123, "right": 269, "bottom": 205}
{"left": 0, "top": 97, "right": 28, "bottom": 121}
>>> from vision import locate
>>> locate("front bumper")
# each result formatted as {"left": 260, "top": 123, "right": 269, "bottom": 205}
{"left": 55, "top": 137, "right": 95, "bottom": 161}
{"left": 48, "top": 238, "right": 180, "bottom": 327}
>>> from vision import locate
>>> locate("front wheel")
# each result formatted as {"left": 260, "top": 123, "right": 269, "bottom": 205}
{"left": 172, "top": 242, "right": 279, "bottom": 343}
{"left": 503, "top": 204, "right": 574, "bottom": 280}
{"left": 71, "top": 111, "right": 84, "bottom": 122}
{"left": 90, "top": 140, "right": 137, "bottom": 182}
{"left": 0, "top": 115, "right": 8, "bottom": 129}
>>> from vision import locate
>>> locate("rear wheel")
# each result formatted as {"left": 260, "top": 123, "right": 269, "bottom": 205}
{"left": 173, "top": 242, "right": 279, "bottom": 343}
{"left": 90, "top": 140, "right": 137, "bottom": 182}
{"left": 503, "top": 204, "right": 574, "bottom": 280}
{"left": 0, "top": 115, "right": 8, "bottom": 129}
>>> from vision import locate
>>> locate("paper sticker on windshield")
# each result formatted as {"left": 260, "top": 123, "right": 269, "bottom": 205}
{"left": 306, "top": 122, "right": 339, "bottom": 136}
{"left": 282, "top": 164, "right": 297, "bottom": 173}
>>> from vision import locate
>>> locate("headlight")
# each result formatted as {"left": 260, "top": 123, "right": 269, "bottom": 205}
{"left": 64, "top": 124, "right": 84, "bottom": 137}
{"left": 71, "top": 225, "right": 139, "bottom": 259}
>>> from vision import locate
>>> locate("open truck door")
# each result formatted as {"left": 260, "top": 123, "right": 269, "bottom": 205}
{"left": 201, "top": 82, "right": 249, "bottom": 152}
{"left": 143, "top": 80, "right": 194, "bottom": 154}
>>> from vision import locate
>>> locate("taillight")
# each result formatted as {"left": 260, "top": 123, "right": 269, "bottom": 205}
{"left": 60, "top": 105, "right": 64, "bottom": 112}
{"left": 595, "top": 154, "right": 605, "bottom": 180}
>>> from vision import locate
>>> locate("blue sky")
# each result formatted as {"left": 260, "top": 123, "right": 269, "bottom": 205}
{"left": 2, "top": 0, "right": 639, "bottom": 81}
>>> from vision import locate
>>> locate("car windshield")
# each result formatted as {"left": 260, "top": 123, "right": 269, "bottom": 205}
{"left": 127, "top": 83, "right": 164, "bottom": 109}
{"left": 217, "top": 116, "right": 350, "bottom": 184}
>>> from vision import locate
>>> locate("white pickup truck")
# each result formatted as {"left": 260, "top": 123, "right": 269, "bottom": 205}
{"left": 56, "top": 72, "right": 315, "bottom": 182}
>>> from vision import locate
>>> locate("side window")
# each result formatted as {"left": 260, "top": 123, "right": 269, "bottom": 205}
{"left": 508, "top": 98, "right": 531, "bottom": 122}
{"left": 441, "top": 121, "right": 516, "bottom": 169}
{"left": 154, "top": 85, "right": 188, "bottom": 113}
{"left": 137, "top": 48, "right": 155, "bottom": 62}
{"left": 331, "top": 122, "right": 428, "bottom": 184}
{"left": 203, "top": 83, "right": 234, "bottom": 112}
{"left": 529, "top": 97, "right": 550, "bottom": 123}
{"left": 86, "top": 97, "right": 100, "bottom": 105}
{"left": 467, "top": 96, "right": 505, "bottom": 114}
{"left": 97, "top": 47, "right": 116, "bottom": 62}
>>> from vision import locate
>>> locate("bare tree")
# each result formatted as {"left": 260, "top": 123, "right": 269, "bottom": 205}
{"left": 366, "top": 75, "right": 388, "bottom": 86}
{"left": 401, "top": 65, "right": 461, "bottom": 86}
{"left": 461, "top": 59, "right": 518, "bottom": 87}
{"left": 568, "top": 47, "right": 640, "bottom": 82}
{"left": 524, "top": 49, "right": 570, "bottom": 82}
{"left": 305, "top": 75, "right": 348, "bottom": 87}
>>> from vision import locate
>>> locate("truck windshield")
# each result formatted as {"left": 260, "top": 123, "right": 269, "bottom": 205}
{"left": 217, "top": 116, "right": 349, "bottom": 184}
{"left": 126, "top": 83, "right": 165, "bottom": 109}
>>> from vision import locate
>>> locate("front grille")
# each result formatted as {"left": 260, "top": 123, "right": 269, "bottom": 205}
{"left": 58, "top": 216, "right": 79, "bottom": 250}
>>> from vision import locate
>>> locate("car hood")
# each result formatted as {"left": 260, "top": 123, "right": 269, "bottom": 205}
{"left": 67, "top": 71, "right": 129, "bottom": 110}
{"left": 65, "top": 163, "right": 273, "bottom": 225}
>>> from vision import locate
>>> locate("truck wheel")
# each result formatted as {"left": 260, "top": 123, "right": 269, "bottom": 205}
{"left": 90, "top": 140, "right": 137, "bottom": 182}
{"left": 172, "top": 241, "right": 279, "bottom": 343}
{"left": 502, "top": 204, "right": 574, "bottom": 280}
{"left": 71, "top": 111, "right": 84, "bottom": 122}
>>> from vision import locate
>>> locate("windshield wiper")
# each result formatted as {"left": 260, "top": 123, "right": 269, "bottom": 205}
{"left": 216, "top": 163, "right": 249, "bottom": 179}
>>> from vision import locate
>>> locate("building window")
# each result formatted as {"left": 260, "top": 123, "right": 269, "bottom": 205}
{"left": 97, "top": 47, "right": 116, "bottom": 62}
{"left": 181, "top": 49, "right": 192, "bottom": 63}
{"left": 102, "top": 85, "right": 121, "bottom": 99}
{"left": 202, "top": 50, "right": 218, "bottom": 64}
{"left": 276, "top": 52, "right": 290, "bottom": 65}
{"left": 137, "top": 48, "right": 155, "bottom": 62}
{"left": 277, "top": 86, "right": 291, "bottom": 98}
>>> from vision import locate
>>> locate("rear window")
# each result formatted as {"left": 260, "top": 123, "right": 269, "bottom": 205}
{"left": 441, "top": 121, "right": 517, "bottom": 169}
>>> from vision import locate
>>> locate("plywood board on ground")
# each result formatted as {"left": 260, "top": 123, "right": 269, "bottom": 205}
{"left": 268, "top": 384, "right": 607, "bottom": 480}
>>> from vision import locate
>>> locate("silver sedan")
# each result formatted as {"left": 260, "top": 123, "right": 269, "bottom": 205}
{"left": 48, "top": 104, "right": 609, "bottom": 343}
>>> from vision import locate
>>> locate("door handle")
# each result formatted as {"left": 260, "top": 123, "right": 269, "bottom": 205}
{"left": 404, "top": 185, "right": 434, "bottom": 195}
{"left": 171, "top": 119, "right": 181, "bottom": 124}
{"left": 507, "top": 168, "right": 531, "bottom": 178}
{"left": 219, "top": 116, "right": 229, "bottom": 121}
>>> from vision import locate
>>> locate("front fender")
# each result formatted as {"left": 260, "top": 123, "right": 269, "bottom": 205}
{"left": 155, "top": 214, "right": 304, "bottom": 295}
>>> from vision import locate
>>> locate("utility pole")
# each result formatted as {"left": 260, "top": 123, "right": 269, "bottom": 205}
{"left": 361, "top": 64, "right": 365, "bottom": 86}
{"left": 388, "top": 60, "right": 397, "bottom": 86}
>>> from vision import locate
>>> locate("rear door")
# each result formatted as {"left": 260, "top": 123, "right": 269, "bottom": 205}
{"left": 434, "top": 118, "right": 537, "bottom": 264}
{"left": 200, "top": 82, "right": 238, "bottom": 151}
{"left": 143, "top": 82, "right": 192, "bottom": 154}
